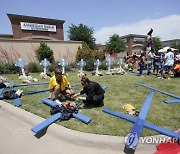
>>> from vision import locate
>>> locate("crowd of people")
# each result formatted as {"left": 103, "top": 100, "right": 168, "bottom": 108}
{"left": 123, "top": 48, "right": 180, "bottom": 79}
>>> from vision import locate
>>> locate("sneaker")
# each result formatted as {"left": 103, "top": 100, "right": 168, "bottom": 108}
{"left": 15, "top": 89, "right": 24, "bottom": 96}
{"left": 55, "top": 99, "right": 62, "bottom": 106}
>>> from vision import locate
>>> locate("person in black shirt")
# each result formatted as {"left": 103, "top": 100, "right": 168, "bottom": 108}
{"left": 73, "top": 76, "right": 105, "bottom": 107}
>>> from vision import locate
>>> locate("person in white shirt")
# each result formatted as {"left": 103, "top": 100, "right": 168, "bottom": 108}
{"left": 147, "top": 50, "right": 154, "bottom": 75}
{"left": 161, "top": 48, "right": 174, "bottom": 79}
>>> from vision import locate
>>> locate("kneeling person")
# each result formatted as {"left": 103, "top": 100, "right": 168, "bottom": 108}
{"left": 73, "top": 76, "right": 105, "bottom": 107}
{"left": 48, "top": 69, "right": 74, "bottom": 100}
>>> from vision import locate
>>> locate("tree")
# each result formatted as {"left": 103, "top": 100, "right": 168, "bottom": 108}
{"left": 142, "top": 37, "right": 162, "bottom": 51}
{"left": 171, "top": 40, "right": 180, "bottom": 50}
{"left": 68, "top": 23, "right": 96, "bottom": 49}
{"left": 152, "top": 37, "right": 162, "bottom": 51}
{"left": 76, "top": 42, "right": 105, "bottom": 71}
{"left": 36, "top": 42, "right": 54, "bottom": 62}
{"left": 103, "top": 34, "right": 126, "bottom": 54}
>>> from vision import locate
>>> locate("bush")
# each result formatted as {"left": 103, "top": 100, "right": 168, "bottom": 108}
{"left": 65, "top": 62, "right": 77, "bottom": 72}
{"left": 99, "top": 60, "right": 108, "bottom": 70}
{"left": 0, "top": 61, "right": 19, "bottom": 74}
{"left": 85, "top": 57, "right": 95, "bottom": 71}
{"left": 36, "top": 42, "right": 54, "bottom": 63}
{"left": 26, "top": 62, "right": 42, "bottom": 73}
{"left": 76, "top": 42, "right": 105, "bottom": 71}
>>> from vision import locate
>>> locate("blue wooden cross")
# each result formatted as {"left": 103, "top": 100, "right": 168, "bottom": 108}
{"left": 94, "top": 59, "right": 101, "bottom": 75}
{"left": 117, "top": 58, "right": 123, "bottom": 69}
{"left": 102, "top": 91, "right": 180, "bottom": 151}
{"left": 106, "top": 58, "right": 114, "bottom": 74}
{"left": 77, "top": 59, "right": 86, "bottom": 75}
{"left": 13, "top": 98, "right": 21, "bottom": 107}
{"left": 135, "top": 82, "right": 180, "bottom": 103}
{"left": 40, "top": 58, "right": 51, "bottom": 74}
{"left": 0, "top": 88, "right": 4, "bottom": 95}
{"left": 124, "top": 91, "right": 154, "bottom": 149}
{"left": 15, "top": 83, "right": 79, "bottom": 106}
{"left": 31, "top": 98, "right": 91, "bottom": 134}
{"left": 102, "top": 108, "right": 180, "bottom": 142}
{"left": 58, "top": 58, "right": 68, "bottom": 74}
{"left": 164, "top": 99, "right": 180, "bottom": 104}
{"left": 0, "top": 83, "right": 78, "bottom": 107}
{"left": 13, "top": 82, "right": 49, "bottom": 87}
{"left": 32, "top": 113, "right": 62, "bottom": 134}
{"left": 15, "top": 58, "right": 28, "bottom": 76}
{"left": 25, "top": 83, "right": 78, "bottom": 95}
{"left": 117, "top": 58, "right": 127, "bottom": 74}
{"left": 0, "top": 81, "right": 48, "bottom": 98}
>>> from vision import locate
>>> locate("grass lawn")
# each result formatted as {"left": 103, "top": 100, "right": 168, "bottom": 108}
{"left": 2, "top": 71, "right": 180, "bottom": 137}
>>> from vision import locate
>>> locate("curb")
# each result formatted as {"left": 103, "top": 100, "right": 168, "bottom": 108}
{"left": 0, "top": 100, "right": 157, "bottom": 153}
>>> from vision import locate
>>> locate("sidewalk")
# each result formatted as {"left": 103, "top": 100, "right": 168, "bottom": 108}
{"left": 0, "top": 100, "right": 156, "bottom": 154}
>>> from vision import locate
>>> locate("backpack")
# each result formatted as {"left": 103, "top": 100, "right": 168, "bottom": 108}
{"left": 50, "top": 105, "right": 78, "bottom": 120}
{"left": 0, "top": 82, "right": 6, "bottom": 89}
{"left": 3, "top": 89, "right": 19, "bottom": 99}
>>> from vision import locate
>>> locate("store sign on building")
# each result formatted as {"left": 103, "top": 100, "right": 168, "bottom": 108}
{"left": 20, "top": 22, "right": 56, "bottom": 32}
{"left": 134, "top": 37, "right": 145, "bottom": 42}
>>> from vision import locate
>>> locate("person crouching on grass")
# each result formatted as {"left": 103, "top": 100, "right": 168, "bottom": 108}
{"left": 73, "top": 76, "right": 105, "bottom": 107}
{"left": 48, "top": 69, "right": 74, "bottom": 100}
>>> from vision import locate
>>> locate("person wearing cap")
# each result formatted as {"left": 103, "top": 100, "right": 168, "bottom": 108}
{"left": 48, "top": 69, "right": 74, "bottom": 100}
{"left": 161, "top": 48, "right": 174, "bottom": 79}
{"left": 73, "top": 76, "right": 105, "bottom": 107}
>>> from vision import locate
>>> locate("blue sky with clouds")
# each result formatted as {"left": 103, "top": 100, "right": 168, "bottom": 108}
{"left": 1, "top": 0, "right": 180, "bottom": 44}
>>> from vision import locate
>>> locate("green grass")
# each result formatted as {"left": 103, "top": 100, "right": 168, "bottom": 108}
{"left": 2, "top": 72, "right": 180, "bottom": 137}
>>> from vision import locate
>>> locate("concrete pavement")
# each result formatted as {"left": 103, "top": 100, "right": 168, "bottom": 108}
{"left": 0, "top": 100, "right": 157, "bottom": 154}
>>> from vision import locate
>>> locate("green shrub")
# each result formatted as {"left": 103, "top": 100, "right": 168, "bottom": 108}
{"left": 85, "top": 57, "right": 95, "bottom": 71}
{"left": 36, "top": 42, "right": 54, "bottom": 62}
{"left": 0, "top": 61, "right": 19, "bottom": 74}
{"left": 26, "top": 62, "right": 42, "bottom": 73}
{"left": 99, "top": 60, "right": 108, "bottom": 70}
{"left": 65, "top": 62, "right": 77, "bottom": 72}
{"left": 76, "top": 42, "right": 105, "bottom": 71}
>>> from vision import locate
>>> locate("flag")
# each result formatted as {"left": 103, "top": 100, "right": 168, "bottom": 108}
{"left": 147, "top": 28, "right": 153, "bottom": 36}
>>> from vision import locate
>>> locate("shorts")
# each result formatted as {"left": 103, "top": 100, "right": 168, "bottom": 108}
{"left": 162, "top": 65, "right": 173, "bottom": 71}
{"left": 155, "top": 62, "right": 161, "bottom": 67}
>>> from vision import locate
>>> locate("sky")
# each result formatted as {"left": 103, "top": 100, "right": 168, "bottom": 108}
{"left": 1, "top": 0, "right": 180, "bottom": 44}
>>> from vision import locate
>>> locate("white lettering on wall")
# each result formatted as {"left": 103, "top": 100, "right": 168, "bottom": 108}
{"left": 134, "top": 37, "right": 145, "bottom": 42}
{"left": 20, "top": 22, "right": 56, "bottom": 32}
